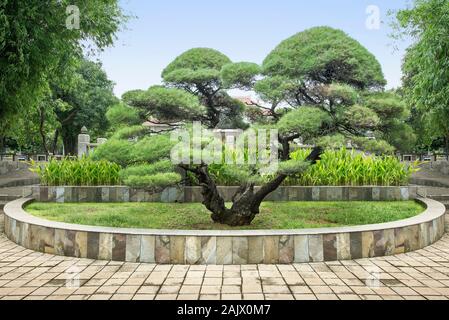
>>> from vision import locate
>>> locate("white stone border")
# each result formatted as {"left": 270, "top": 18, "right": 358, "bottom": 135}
{"left": 3, "top": 197, "right": 444, "bottom": 237}
{"left": 2, "top": 197, "right": 446, "bottom": 264}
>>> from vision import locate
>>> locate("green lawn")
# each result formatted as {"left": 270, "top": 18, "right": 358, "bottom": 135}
{"left": 25, "top": 201, "right": 424, "bottom": 230}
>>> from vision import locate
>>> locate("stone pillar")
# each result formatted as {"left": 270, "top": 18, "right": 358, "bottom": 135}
{"left": 77, "top": 126, "right": 90, "bottom": 158}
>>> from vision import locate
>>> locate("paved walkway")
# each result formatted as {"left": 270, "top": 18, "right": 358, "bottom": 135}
{"left": 1, "top": 211, "right": 449, "bottom": 300}
{"left": 1, "top": 169, "right": 449, "bottom": 300}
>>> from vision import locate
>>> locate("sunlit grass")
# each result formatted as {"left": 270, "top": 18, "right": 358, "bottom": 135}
{"left": 26, "top": 201, "right": 424, "bottom": 230}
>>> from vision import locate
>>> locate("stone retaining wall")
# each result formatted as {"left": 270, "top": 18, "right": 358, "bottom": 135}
{"left": 29, "top": 185, "right": 420, "bottom": 203}
{"left": 3, "top": 197, "right": 446, "bottom": 265}
{"left": 0, "top": 161, "right": 29, "bottom": 175}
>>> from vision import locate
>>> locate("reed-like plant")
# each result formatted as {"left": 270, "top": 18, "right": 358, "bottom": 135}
{"left": 285, "top": 148, "right": 419, "bottom": 186}
{"left": 30, "top": 157, "right": 121, "bottom": 186}
{"left": 209, "top": 148, "right": 419, "bottom": 186}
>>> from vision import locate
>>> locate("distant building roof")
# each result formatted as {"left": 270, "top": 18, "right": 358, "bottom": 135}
{"left": 235, "top": 96, "right": 257, "bottom": 106}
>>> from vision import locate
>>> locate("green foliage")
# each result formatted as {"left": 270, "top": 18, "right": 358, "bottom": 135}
{"left": 129, "top": 86, "right": 206, "bottom": 121}
{"left": 110, "top": 125, "right": 147, "bottom": 140}
{"left": 322, "top": 84, "right": 359, "bottom": 106}
{"left": 221, "top": 62, "right": 261, "bottom": 89}
{"left": 0, "top": 0, "right": 126, "bottom": 132}
{"left": 162, "top": 48, "right": 231, "bottom": 82}
{"left": 30, "top": 157, "right": 121, "bottom": 186}
{"left": 119, "top": 160, "right": 174, "bottom": 180}
{"left": 365, "top": 94, "right": 407, "bottom": 119}
{"left": 209, "top": 148, "right": 417, "bottom": 186}
{"left": 277, "top": 107, "right": 330, "bottom": 138}
{"left": 106, "top": 103, "right": 141, "bottom": 129}
{"left": 121, "top": 90, "right": 147, "bottom": 106}
{"left": 157, "top": 48, "right": 246, "bottom": 128}
{"left": 3, "top": 56, "right": 119, "bottom": 155}
{"left": 163, "top": 69, "right": 221, "bottom": 85}
{"left": 344, "top": 105, "right": 380, "bottom": 129}
{"left": 92, "top": 133, "right": 178, "bottom": 189}
{"left": 57, "top": 59, "right": 119, "bottom": 154}
{"left": 395, "top": 0, "right": 449, "bottom": 151}
{"left": 253, "top": 76, "right": 297, "bottom": 108}
{"left": 132, "top": 135, "right": 175, "bottom": 163}
{"left": 315, "top": 134, "right": 347, "bottom": 149}
{"left": 91, "top": 139, "right": 135, "bottom": 166}
{"left": 263, "top": 26, "right": 386, "bottom": 89}
{"left": 286, "top": 148, "right": 418, "bottom": 186}
{"left": 27, "top": 201, "right": 423, "bottom": 230}
{"left": 351, "top": 137, "right": 396, "bottom": 155}
{"left": 207, "top": 164, "right": 265, "bottom": 186}
{"left": 278, "top": 160, "right": 309, "bottom": 175}
{"left": 123, "top": 172, "right": 181, "bottom": 189}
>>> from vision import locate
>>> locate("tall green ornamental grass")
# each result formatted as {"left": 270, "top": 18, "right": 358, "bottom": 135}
{"left": 31, "top": 157, "right": 121, "bottom": 186}
{"left": 284, "top": 148, "right": 419, "bottom": 186}
{"left": 209, "top": 148, "right": 419, "bottom": 186}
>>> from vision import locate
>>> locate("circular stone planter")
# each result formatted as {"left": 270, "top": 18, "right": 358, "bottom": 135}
{"left": 3, "top": 197, "right": 446, "bottom": 265}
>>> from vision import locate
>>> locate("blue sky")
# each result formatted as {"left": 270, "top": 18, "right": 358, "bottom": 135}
{"left": 94, "top": 0, "right": 413, "bottom": 97}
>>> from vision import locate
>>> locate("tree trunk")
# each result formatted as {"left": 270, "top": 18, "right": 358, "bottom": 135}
{"left": 52, "top": 129, "right": 60, "bottom": 155}
{"left": 445, "top": 135, "right": 449, "bottom": 161}
{"left": 39, "top": 106, "right": 49, "bottom": 154}
{"left": 61, "top": 130, "right": 77, "bottom": 156}
{"left": 182, "top": 147, "right": 323, "bottom": 226}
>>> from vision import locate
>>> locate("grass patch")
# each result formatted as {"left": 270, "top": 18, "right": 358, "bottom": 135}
{"left": 25, "top": 201, "right": 424, "bottom": 230}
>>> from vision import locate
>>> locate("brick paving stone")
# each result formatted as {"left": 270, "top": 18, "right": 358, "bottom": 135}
{"left": 222, "top": 294, "right": 242, "bottom": 300}
{"left": 177, "top": 294, "right": 199, "bottom": 300}
{"left": 243, "top": 294, "right": 265, "bottom": 300}
{"left": 1, "top": 209, "right": 449, "bottom": 301}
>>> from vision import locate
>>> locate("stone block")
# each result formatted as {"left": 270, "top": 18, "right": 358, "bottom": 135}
{"left": 308, "top": 235, "right": 323, "bottom": 262}
{"left": 29, "top": 225, "right": 55, "bottom": 254}
{"left": 216, "top": 237, "right": 232, "bottom": 265}
{"left": 372, "top": 187, "right": 380, "bottom": 201}
{"left": 349, "top": 232, "right": 363, "bottom": 259}
{"left": 101, "top": 187, "right": 110, "bottom": 202}
{"left": 156, "top": 235, "right": 171, "bottom": 264}
{"left": 200, "top": 236, "right": 216, "bottom": 264}
{"left": 232, "top": 237, "right": 249, "bottom": 264}
{"left": 170, "top": 236, "right": 185, "bottom": 264}
{"left": 374, "top": 229, "right": 394, "bottom": 256}
{"left": 87, "top": 232, "right": 100, "bottom": 259}
{"left": 294, "top": 235, "right": 309, "bottom": 263}
{"left": 248, "top": 236, "right": 264, "bottom": 264}
{"left": 126, "top": 235, "right": 142, "bottom": 262}
{"left": 323, "top": 234, "right": 337, "bottom": 261}
{"left": 74, "top": 231, "right": 88, "bottom": 258}
{"left": 185, "top": 236, "right": 201, "bottom": 264}
{"left": 55, "top": 229, "right": 76, "bottom": 257}
{"left": 140, "top": 235, "right": 155, "bottom": 263}
{"left": 362, "top": 231, "right": 375, "bottom": 258}
{"left": 263, "top": 236, "right": 279, "bottom": 264}
{"left": 312, "top": 187, "right": 320, "bottom": 201}
{"left": 279, "top": 235, "right": 294, "bottom": 264}
{"left": 337, "top": 233, "right": 351, "bottom": 260}
{"left": 112, "top": 234, "right": 126, "bottom": 261}
{"left": 98, "top": 233, "right": 112, "bottom": 260}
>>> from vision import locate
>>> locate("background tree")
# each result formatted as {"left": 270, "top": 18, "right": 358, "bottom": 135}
{"left": 4, "top": 58, "right": 118, "bottom": 155}
{"left": 123, "top": 48, "right": 248, "bottom": 129}
{"left": 0, "top": 0, "right": 126, "bottom": 151}
{"left": 50, "top": 59, "right": 118, "bottom": 154}
{"left": 94, "top": 27, "right": 409, "bottom": 226}
{"left": 224, "top": 27, "right": 412, "bottom": 153}
{"left": 394, "top": 0, "right": 449, "bottom": 158}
